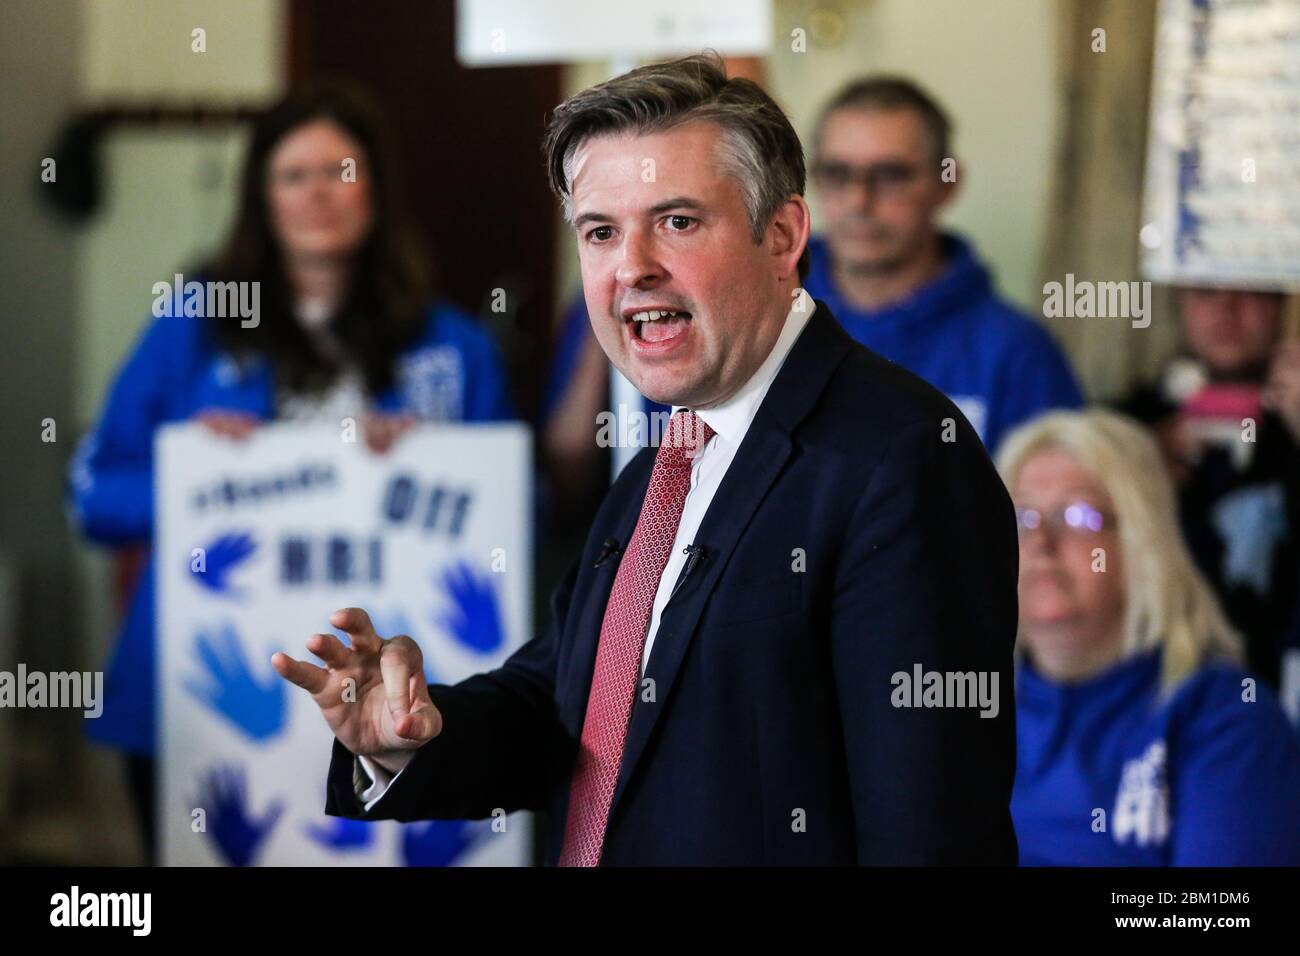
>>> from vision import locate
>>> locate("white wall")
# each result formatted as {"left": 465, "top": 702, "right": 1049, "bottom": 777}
{"left": 0, "top": 0, "right": 284, "bottom": 861}
{"left": 76, "top": 0, "right": 285, "bottom": 423}
{"left": 0, "top": 0, "right": 87, "bottom": 860}
{"left": 769, "top": 0, "right": 1057, "bottom": 311}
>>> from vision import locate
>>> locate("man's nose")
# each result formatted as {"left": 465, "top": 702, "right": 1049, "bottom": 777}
{"left": 615, "top": 232, "right": 665, "bottom": 287}
{"left": 840, "top": 174, "right": 878, "bottom": 211}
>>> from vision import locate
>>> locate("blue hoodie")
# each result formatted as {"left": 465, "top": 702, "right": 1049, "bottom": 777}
{"left": 1012, "top": 648, "right": 1300, "bottom": 865}
{"left": 68, "top": 299, "right": 515, "bottom": 754}
{"left": 804, "top": 233, "right": 1083, "bottom": 453}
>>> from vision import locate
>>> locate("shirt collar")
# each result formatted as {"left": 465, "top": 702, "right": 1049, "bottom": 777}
{"left": 672, "top": 289, "right": 816, "bottom": 445}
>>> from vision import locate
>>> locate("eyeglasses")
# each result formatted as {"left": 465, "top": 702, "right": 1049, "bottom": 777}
{"left": 810, "top": 160, "right": 922, "bottom": 195}
{"left": 1015, "top": 501, "right": 1116, "bottom": 537}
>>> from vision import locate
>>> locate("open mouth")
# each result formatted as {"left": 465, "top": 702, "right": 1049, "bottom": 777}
{"left": 626, "top": 309, "right": 692, "bottom": 343}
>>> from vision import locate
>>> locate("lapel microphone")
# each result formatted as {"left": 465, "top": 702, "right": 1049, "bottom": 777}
{"left": 670, "top": 544, "right": 708, "bottom": 600}
{"left": 593, "top": 538, "right": 622, "bottom": 568}
{"left": 681, "top": 543, "right": 707, "bottom": 574}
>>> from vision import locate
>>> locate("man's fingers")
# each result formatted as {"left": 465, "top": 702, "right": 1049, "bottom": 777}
{"left": 379, "top": 636, "right": 421, "bottom": 721}
{"left": 392, "top": 659, "right": 439, "bottom": 741}
{"left": 271, "top": 652, "right": 329, "bottom": 694}
{"left": 330, "top": 607, "right": 381, "bottom": 653}
{"left": 394, "top": 699, "right": 440, "bottom": 742}
{"left": 306, "top": 631, "right": 350, "bottom": 669}
{"left": 396, "top": 669, "right": 440, "bottom": 741}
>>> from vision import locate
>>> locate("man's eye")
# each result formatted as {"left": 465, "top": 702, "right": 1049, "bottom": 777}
{"left": 814, "top": 163, "right": 852, "bottom": 187}
{"left": 666, "top": 215, "right": 695, "bottom": 231}
{"left": 586, "top": 226, "right": 613, "bottom": 243}
{"left": 874, "top": 164, "right": 918, "bottom": 185}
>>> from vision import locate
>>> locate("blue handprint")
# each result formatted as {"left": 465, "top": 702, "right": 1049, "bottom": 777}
{"left": 401, "top": 818, "right": 491, "bottom": 867}
{"left": 304, "top": 816, "right": 375, "bottom": 851}
{"left": 190, "top": 530, "right": 257, "bottom": 597}
{"left": 185, "top": 624, "right": 286, "bottom": 741}
{"left": 192, "top": 764, "right": 284, "bottom": 867}
{"left": 434, "top": 561, "right": 504, "bottom": 654}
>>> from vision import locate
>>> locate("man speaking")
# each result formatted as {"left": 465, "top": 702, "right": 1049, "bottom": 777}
{"left": 274, "top": 53, "right": 1019, "bottom": 866}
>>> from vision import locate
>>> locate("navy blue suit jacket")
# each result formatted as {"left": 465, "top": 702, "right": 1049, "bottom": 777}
{"left": 326, "top": 300, "right": 1020, "bottom": 865}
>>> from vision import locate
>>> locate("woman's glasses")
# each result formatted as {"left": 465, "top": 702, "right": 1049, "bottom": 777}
{"left": 1015, "top": 501, "right": 1115, "bottom": 536}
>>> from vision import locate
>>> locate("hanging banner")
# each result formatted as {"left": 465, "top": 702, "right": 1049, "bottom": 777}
{"left": 1142, "top": 0, "right": 1300, "bottom": 289}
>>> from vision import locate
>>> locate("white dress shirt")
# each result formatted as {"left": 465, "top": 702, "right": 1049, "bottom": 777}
{"left": 355, "top": 291, "right": 817, "bottom": 809}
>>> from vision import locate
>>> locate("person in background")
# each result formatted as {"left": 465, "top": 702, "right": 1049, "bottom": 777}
{"left": 66, "top": 84, "right": 514, "bottom": 863}
{"left": 806, "top": 77, "right": 1082, "bottom": 454}
{"left": 999, "top": 409, "right": 1300, "bottom": 866}
{"left": 1118, "top": 286, "right": 1300, "bottom": 688}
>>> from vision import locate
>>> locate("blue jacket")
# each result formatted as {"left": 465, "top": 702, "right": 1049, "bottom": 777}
{"left": 803, "top": 233, "right": 1084, "bottom": 453}
{"left": 68, "top": 301, "right": 515, "bottom": 754}
{"left": 327, "top": 301, "right": 1021, "bottom": 864}
{"left": 1012, "top": 648, "right": 1300, "bottom": 865}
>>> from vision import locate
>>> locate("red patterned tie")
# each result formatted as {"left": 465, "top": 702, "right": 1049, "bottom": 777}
{"left": 558, "top": 409, "right": 715, "bottom": 866}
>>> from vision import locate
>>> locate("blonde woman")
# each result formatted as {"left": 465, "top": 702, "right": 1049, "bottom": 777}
{"left": 998, "top": 409, "right": 1300, "bottom": 865}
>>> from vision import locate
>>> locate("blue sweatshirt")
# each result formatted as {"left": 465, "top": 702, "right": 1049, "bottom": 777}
{"left": 803, "top": 233, "right": 1083, "bottom": 453}
{"left": 68, "top": 300, "right": 515, "bottom": 754}
{"left": 1012, "top": 647, "right": 1300, "bottom": 865}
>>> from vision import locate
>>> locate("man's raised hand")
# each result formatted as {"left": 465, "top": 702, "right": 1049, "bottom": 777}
{"left": 272, "top": 608, "right": 442, "bottom": 772}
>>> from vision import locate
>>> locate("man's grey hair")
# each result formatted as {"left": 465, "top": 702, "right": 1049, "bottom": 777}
{"left": 812, "top": 75, "right": 953, "bottom": 164}
{"left": 542, "top": 52, "right": 808, "bottom": 279}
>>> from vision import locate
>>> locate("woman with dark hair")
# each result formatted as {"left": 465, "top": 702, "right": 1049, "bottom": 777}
{"left": 66, "top": 84, "right": 514, "bottom": 862}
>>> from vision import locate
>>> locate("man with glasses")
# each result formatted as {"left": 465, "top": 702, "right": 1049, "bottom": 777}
{"left": 807, "top": 77, "right": 1083, "bottom": 454}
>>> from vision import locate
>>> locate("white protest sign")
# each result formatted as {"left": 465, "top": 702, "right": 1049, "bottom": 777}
{"left": 157, "top": 422, "right": 532, "bottom": 866}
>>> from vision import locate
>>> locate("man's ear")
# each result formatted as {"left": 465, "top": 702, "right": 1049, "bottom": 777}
{"left": 768, "top": 195, "right": 811, "bottom": 282}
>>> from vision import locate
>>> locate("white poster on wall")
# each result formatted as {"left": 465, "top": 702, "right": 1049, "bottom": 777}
{"left": 156, "top": 422, "right": 532, "bottom": 866}
{"left": 1141, "top": 0, "right": 1300, "bottom": 289}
